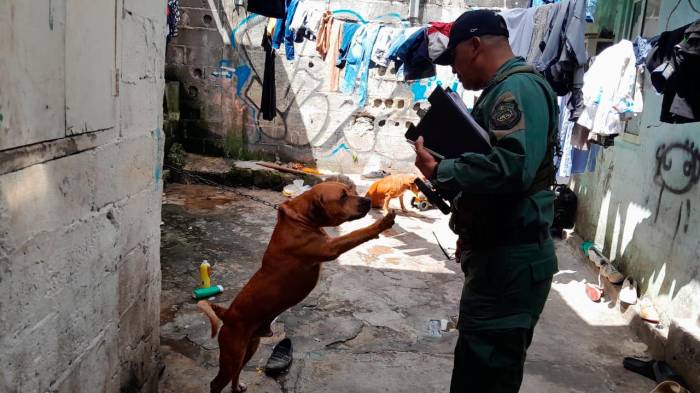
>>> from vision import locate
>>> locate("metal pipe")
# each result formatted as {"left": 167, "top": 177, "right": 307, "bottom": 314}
{"left": 409, "top": 0, "right": 421, "bottom": 24}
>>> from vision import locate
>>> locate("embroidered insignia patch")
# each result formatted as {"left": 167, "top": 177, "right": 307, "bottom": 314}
{"left": 490, "top": 100, "right": 522, "bottom": 130}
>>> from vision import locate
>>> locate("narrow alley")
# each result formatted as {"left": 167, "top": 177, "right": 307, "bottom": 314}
{"left": 157, "top": 180, "right": 657, "bottom": 393}
{"left": 2, "top": 0, "right": 699, "bottom": 392}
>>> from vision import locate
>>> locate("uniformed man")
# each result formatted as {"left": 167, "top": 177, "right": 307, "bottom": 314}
{"left": 414, "top": 10, "right": 560, "bottom": 393}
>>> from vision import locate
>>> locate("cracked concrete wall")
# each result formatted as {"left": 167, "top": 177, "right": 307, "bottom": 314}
{"left": 0, "top": 1, "right": 165, "bottom": 392}
{"left": 165, "top": 0, "right": 525, "bottom": 172}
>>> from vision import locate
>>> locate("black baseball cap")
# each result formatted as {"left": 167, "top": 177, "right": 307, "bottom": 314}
{"left": 433, "top": 9, "right": 510, "bottom": 66}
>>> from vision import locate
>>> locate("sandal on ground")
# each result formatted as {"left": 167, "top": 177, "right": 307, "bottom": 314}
{"left": 619, "top": 276, "right": 638, "bottom": 305}
{"left": 585, "top": 273, "right": 604, "bottom": 302}
{"left": 649, "top": 381, "right": 689, "bottom": 393}
{"left": 639, "top": 298, "right": 661, "bottom": 324}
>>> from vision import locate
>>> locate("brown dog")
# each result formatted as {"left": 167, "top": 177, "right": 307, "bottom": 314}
{"left": 198, "top": 182, "right": 396, "bottom": 393}
{"left": 365, "top": 174, "right": 419, "bottom": 212}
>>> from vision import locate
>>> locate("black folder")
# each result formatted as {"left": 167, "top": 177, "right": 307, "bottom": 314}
{"left": 405, "top": 85, "right": 491, "bottom": 160}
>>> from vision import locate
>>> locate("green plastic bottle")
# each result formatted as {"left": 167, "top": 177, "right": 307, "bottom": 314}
{"left": 192, "top": 284, "right": 224, "bottom": 300}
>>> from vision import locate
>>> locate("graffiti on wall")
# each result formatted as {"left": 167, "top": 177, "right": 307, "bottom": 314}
{"left": 653, "top": 139, "right": 700, "bottom": 239}
{"left": 210, "top": 9, "right": 460, "bottom": 169}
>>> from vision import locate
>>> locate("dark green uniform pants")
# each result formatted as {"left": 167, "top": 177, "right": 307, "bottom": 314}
{"left": 450, "top": 240, "right": 555, "bottom": 393}
{"left": 449, "top": 327, "right": 534, "bottom": 393}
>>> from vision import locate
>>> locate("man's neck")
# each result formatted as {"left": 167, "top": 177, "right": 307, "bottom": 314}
{"left": 480, "top": 52, "right": 515, "bottom": 88}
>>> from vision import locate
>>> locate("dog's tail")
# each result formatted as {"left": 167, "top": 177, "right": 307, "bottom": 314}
{"left": 197, "top": 300, "right": 227, "bottom": 338}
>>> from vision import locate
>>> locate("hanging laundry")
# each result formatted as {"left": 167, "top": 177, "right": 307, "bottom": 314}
{"left": 167, "top": 0, "right": 181, "bottom": 39}
{"left": 391, "top": 28, "right": 435, "bottom": 81}
{"left": 570, "top": 144, "right": 601, "bottom": 174}
{"left": 533, "top": 0, "right": 596, "bottom": 21}
{"left": 500, "top": 7, "right": 538, "bottom": 58}
{"left": 646, "top": 23, "right": 687, "bottom": 94}
{"left": 336, "top": 22, "right": 361, "bottom": 69}
{"left": 290, "top": 1, "right": 324, "bottom": 42}
{"left": 569, "top": 125, "right": 602, "bottom": 174}
{"left": 370, "top": 26, "right": 400, "bottom": 68}
{"left": 426, "top": 22, "right": 452, "bottom": 63}
{"left": 556, "top": 95, "right": 575, "bottom": 178}
{"left": 646, "top": 20, "right": 700, "bottom": 123}
{"left": 316, "top": 10, "right": 333, "bottom": 60}
{"left": 668, "top": 20, "right": 700, "bottom": 122}
{"left": 271, "top": 0, "right": 299, "bottom": 61}
{"left": 500, "top": 1, "right": 586, "bottom": 118}
{"left": 384, "top": 26, "right": 423, "bottom": 75}
{"left": 326, "top": 20, "right": 343, "bottom": 91}
{"left": 586, "top": 0, "right": 597, "bottom": 23}
{"left": 536, "top": 0, "right": 588, "bottom": 97}
{"left": 340, "top": 24, "right": 368, "bottom": 94}
{"left": 261, "top": 20, "right": 277, "bottom": 121}
{"left": 340, "top": 24, "right": 381, "bottom": 106}
{"left": 633, "top": 35, "right": 657, "bottom": 66}
{"left": 247, "top": 0, "right": 286, "bottom": 19}
{"left": 385, "top": 27, "right": 422, "bottom": 57}
{"left": 355, "top": 24, "right": 382, "bottom": 106}
{"left": 577, "top": 40, "right": 642, "bottom": 139}
{"left": 527, "top": 4, "right": 554, "bottom": 64}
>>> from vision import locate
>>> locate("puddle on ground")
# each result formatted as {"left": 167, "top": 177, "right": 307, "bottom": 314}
{"left": 164, "top": 184, "right": 240, "bottom": 210}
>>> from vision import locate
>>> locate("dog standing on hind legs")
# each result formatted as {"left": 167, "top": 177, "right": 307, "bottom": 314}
{"left": 198, "top": 182, "right": 396, "bottom": 393}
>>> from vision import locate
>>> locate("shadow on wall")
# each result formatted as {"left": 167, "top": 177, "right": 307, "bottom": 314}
{"left": 571, "top": 137, "right": 700, "bottom": 322}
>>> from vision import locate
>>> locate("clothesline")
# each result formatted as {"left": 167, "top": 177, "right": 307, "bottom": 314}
{"left": 254, "top": 0, "right": 589, "bottom": 119}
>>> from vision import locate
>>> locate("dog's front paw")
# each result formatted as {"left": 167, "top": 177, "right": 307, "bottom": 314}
{"left": 377, "top": 210, "right": 396, "bottom": 231}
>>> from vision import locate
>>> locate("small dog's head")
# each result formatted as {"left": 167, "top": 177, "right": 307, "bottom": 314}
{"left": 402, "top": 174, "right": 420, "bottom": 195}
{"left": 304, "top": 181, "right": 371, "bottom": 227}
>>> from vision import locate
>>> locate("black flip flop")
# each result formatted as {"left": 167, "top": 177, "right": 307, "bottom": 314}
{"left": 623, "top": 357, "right": 655, "bottom": 381}
{"left": 264, "top": 338, "right": 293, "bottom": 377}
{"left": 623, "top": 358, "right": 689, "bottom": 389}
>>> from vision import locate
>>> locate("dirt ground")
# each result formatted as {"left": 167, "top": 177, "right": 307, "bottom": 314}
{"left": 158, "top": 181, "right": 658, "bottom": 393}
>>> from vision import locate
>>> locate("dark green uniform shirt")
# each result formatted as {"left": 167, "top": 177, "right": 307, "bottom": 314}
{"left": 436, "top": 57, "right": 558, "bottom": 240}
{"left": 434, "top": 57, "right": 559, "bottom": 331}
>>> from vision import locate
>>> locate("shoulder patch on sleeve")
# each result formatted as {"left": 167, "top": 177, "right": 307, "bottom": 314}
{"left": 490, "top": 97, "right": 522, "bottom": 130}
{"left": 488, "top": 91, "right": 526, "bottom": 140}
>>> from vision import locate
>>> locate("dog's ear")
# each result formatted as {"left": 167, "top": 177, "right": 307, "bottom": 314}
{"left": 308, "top": 194, "right": 330, "bottom": 226}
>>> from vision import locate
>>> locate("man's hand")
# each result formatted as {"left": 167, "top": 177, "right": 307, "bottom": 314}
{"left": 413, "top": 136, "right": 438, "bottom": 179}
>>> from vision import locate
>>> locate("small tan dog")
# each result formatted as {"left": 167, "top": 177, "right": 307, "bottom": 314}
{"left": 365, "top": 174, "right": 419, "bottom": 212}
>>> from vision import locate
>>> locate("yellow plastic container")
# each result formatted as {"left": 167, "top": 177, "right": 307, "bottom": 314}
{"left": 199, "top": 260, "right": 211, "bottom": 288}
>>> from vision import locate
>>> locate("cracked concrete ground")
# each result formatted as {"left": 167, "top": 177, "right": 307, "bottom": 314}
{"left": 158, "top": 181, "right": 659, "bottom": 393}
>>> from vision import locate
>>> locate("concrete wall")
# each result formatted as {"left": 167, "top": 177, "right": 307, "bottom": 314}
{"left": 0, "top": 1, "right": 165, "bottom": 392}
{"left": 165, "top": 0, "right": 527, "bottom": 173}
{"left": 165, "top": 0, "right": 238, "bottom": 156}
{"left": 572, "top": 0, "right": 700, "bottom": 324}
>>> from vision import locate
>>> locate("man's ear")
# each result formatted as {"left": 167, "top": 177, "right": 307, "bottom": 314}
{"left": 471, "top": 36, "right": 482, "bottom": 54}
